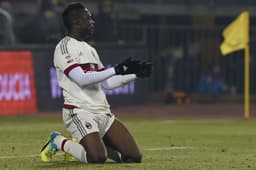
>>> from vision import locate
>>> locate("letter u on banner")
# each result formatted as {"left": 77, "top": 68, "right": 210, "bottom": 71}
{"left": 0, "top": 51, "right": 37, "bottom": 114}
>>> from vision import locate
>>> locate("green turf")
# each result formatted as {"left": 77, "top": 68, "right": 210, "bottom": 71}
{"left": 0, "top": 114, "right": 256, "bottom": 170}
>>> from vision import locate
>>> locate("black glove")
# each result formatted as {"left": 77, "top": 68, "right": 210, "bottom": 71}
{"left": 124, "top": 58, "right": 141, "bottom": 74}
{"left": 114, "top": 58, "right": 141, "bottom": 75}
{"left": 136, "top": 62, "right": 153, "bottom": 78}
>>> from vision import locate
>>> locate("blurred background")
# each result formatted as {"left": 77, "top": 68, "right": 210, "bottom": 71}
{"left": 0, "top": 0, "right": 256, "bottom": 114}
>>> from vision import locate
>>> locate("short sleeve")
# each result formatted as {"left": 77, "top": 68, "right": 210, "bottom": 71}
{"left": 54, "top": 40, "right": 79, "bottom": 75}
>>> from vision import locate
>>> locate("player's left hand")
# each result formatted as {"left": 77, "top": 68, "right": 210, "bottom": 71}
{"left": 135, "top": 61, "right": 153, "bottom": 78}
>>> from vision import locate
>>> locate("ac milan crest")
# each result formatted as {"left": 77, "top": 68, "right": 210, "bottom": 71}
{"left": 85, "top": 122, "right": 92, "bottom": 129}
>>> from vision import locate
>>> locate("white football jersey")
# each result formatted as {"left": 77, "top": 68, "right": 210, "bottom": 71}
{"left": 54, "top": 36, "right": 111, "bottom": 114}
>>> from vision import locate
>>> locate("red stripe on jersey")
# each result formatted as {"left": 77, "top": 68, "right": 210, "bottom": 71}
{"left": 80, "top": 63, "right": 100, "bottom": 72}
{"left": 98, "top": 67, "right": 105, "bottom": 71}
{"left": 63, "top": 104, "right": 77, "bottom": 109}
{"left": 61, "top": 139, "right": 68, "bottom": 151}
{"left": 64, "top": 64, "right": 79, "bottom": 75}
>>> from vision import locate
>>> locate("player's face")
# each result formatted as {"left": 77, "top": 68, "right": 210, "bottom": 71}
{"left": 79, "top": 8, "right": 95, "bottom": 38}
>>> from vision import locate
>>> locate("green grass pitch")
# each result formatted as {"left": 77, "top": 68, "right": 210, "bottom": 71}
{"left": 0, "top": 114, "right": 256, "bottom": 170}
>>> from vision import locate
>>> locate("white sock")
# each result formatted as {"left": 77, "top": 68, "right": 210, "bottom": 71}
{"left": 54, "top": 136, "right": 87, "bottom": 163}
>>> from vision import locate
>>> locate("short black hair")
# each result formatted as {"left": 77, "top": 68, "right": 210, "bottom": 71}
{"left": 62, "top": 2, "right": 85, "bottom": 30}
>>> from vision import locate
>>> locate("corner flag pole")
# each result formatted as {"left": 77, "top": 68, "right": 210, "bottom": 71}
{"left": 244, "top": 44, "right": 250, "bottom": 119}
{"left": 244, "top": 11, "right": 250, "bottom": 120}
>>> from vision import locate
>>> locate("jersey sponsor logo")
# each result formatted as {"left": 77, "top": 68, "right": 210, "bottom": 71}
{"left": 67, "top": 59, "right": 74, "bottom": 63}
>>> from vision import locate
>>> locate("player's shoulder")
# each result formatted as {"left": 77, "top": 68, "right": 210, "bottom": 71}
{"left": 84, "top": 42, "right": 97, "bottom": 52}
{"left": 55, "top": 36, "right": 73, "bottom": 50}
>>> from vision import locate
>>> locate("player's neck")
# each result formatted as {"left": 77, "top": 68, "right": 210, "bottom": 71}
{"left": 68, "top": 32, "right": 84, "bottom": 41}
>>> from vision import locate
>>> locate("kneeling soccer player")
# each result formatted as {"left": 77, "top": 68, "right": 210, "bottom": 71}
{"left": 40, "top": 2, "right": 152, "bottom": 163}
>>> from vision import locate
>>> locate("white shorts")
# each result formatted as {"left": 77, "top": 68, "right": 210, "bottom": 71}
{"left": 62, "top": 108, "right": 115, "bottom": 142}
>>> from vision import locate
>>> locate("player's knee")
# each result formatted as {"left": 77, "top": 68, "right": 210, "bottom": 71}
{"left": 87, "top": 153, "right": 107, "bottom": 163}
{"left": 134, "top": 153, "right": 142, "bottom": 163}
{"left": 132, "top": 153, "right": 142, "bottom": 163}
{"left": 123, "top": 153, "right": 142, "bottom": 163}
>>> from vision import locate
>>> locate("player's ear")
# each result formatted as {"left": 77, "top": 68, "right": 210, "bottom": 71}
{"left": 73, "top": 18, "right": 81, "bottom": 27}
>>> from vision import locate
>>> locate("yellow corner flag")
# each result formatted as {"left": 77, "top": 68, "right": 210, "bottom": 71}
{"left": 220, "top": 11, "right": 251, "bottom": 120}
{"left": 220, "top": 11, "right": 249, "bottom": 55}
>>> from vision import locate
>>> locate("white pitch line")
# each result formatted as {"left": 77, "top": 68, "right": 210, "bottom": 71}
{"left": 0, "top": 153, "right": 64, "bottom": 159}
{"left": 0, "top": 154, "right": 39, "bottom": 159}
{"left": 144, "top": 146, "right": 193, "bottom": 151}
{"left": 0, "top": 146, "right": 192, "bottom": 159}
